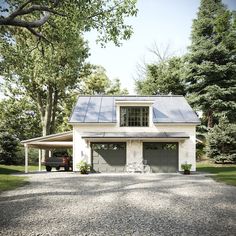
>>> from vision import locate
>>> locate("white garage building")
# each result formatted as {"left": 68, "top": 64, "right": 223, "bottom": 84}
{"left": 69, "top": 95, "right": 200, "bottom": 173}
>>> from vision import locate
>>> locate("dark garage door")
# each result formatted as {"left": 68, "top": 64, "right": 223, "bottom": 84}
{"left": 91, "top": 143, "right": 126, "bottom": 172}
{"left": 143, "top": 142, "right": 178, "bottom": 173}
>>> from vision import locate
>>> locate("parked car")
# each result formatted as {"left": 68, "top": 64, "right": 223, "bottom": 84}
{"left": 44, "top": 151, "right": 72, "bottom": 172}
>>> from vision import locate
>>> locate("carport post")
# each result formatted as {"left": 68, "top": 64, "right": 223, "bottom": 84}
{"left": 38, "top": 149, "right": 42, "bottom": 171}
{"left": 24, "top": 144, "right": 28, "bottom": 173}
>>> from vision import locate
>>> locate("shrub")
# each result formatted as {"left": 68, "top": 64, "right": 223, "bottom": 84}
{"left": 181, "top": 162, "right": 192, "bottom": 171}
{"left": 76, "top": 161, "right": 90, "bottom": 174}
{"left": 0, "top": 132, "right": 19, "bottom": 164}
{"left": 206, "top": 117, "right": 236, "bottom": 163}
{"left": 196, "top": 142, "right": 205, "bottom": 161}
{"left": 16, "top": 147, "right": 39, "bottom": 165}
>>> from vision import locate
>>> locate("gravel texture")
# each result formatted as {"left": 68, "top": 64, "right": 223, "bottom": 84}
{"left": 0, "top": 172, "right": 236, "bottom": 236}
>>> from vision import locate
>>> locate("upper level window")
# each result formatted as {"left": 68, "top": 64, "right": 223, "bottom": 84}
{"left": 120, "top": 106, "right": 149, "bottom": 127}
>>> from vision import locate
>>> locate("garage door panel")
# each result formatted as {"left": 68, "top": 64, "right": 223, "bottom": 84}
{"left": 95, "top": 150, "right": 126, "bottom": 165}
{"left": 143, "top": 142, "right": 178, "bottom": 173}
{"left": 91, "top": 142, "right": 126, "bottom": 173}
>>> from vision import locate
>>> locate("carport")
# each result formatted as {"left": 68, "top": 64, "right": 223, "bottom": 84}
{"left": 21, "top": 131, "right": 73, "bottom": 173}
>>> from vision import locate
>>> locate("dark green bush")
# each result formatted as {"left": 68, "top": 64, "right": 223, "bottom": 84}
{"left": 16, "top": 147, "right": 39, "bottom": 165}
{"left": 0, "top": 132, "right": 19, "bottom": 164}
{"left": 206, "top": 117, "right": 236, "bottom": 163}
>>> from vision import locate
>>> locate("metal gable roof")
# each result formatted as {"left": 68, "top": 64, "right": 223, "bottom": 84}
{"left": 69, "top": 95, "right": 200, "bottom": 124}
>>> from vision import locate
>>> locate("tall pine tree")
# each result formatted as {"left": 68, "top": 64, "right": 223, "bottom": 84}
{"left": 186, "top": 0, "right": 236, "bottom": 128}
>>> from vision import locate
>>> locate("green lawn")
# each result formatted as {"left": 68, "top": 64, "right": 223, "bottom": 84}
{"left": 0, "top": 174, "right": 28, "bottom": 192}
{"left": 0, "top": 164, "right": 42, "bottom": 193}
{"left": 197, "top": 162, "right": 236, "bottom": 186}
{"left": 0, "top": 164, "right": 41, "bottom": 174}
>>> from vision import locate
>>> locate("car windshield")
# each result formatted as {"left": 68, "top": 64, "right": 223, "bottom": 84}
{"left": 53, "top": 152, "right": 68, "bottom": 157}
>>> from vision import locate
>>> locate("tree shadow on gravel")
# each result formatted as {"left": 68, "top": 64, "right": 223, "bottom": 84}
{"left": 0, "top": 174, "right": 235, "bottom": 235}
{"left": 0, "top": 174, "right": 208, "bottom": 202}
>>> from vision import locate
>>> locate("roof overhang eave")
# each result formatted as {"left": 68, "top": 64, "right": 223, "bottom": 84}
{"left": 154, "top": 122, "right": 201, "bottom": 125}
{"left": 68, "top": 122, "right": 116, "bottom": 125}
{"left": 25, "top": 141, "right": 73, "bottom": 149}
{"left": 21, "top": 131, "right": 73, "bottom": 144}
{"left": 81, "top": 132, "right": 190, "bottom": 140}
{"left": 82, "top": 137, "right": 189, "bottom": 142}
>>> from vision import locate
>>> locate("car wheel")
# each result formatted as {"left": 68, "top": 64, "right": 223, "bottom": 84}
{"left": 46, "top": 166, "right": 52, "bottom": 172}
{"left": 56, "top": 166, "right": 60, "bottom": 171}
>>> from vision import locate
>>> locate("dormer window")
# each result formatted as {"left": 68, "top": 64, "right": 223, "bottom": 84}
{"left": 120, "top": 107, "right": 149, "bottom": 127}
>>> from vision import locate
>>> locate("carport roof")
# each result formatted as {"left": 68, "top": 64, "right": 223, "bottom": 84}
{"left": 21, "top": 131, "right": 73, "bottom": 148}
{"left": 81, "top": 132, "right": 189, "bottom": 139}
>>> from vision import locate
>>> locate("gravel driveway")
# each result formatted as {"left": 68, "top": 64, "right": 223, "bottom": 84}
{"left": 0, "top": 172, "right": 235, "bottom": 236}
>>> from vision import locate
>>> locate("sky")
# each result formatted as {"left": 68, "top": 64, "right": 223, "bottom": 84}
{"left": 0, "top": 0, "right": 236, "bottom": 98}
{"left": 85, "top": 0, "right": 236, "bottom": 94}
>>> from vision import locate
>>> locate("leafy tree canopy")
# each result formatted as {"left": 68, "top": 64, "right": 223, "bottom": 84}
{"left": 0, "top": 0, "right": 138, "bottom": 46}
{"left": 0, "top": 16, "right": 89, "bottom": 136}
{"left": 0, "top": 0, "right": 136, "bottom": 136}
{"left": 0, "top": 97, "right": 41, "bottom": 140}
{"left": 80, "top": 66, "right": 129, "bottom": 95}
{"left": 135, "top": 57, "right": 186, "bottom": 95}
{"left": 0, "top": 0, "right": 137, "bottom": 138}
{"left": 107, "top": 78, "right": 129, "bottom": 95}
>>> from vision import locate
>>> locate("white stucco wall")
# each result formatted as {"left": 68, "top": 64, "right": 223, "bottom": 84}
{"left": 72, "top": 123, "right": 197, "bottom": 172}
{"left": 127, "top": 140, "right": 143, "bottom": 164}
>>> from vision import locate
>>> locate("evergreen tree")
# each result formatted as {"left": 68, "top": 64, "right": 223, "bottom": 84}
{"left": 186, "top": 0, "right": 236, "bottom": 128}
{"left": 206, "top": 117, "right": 236, "bottom": 163}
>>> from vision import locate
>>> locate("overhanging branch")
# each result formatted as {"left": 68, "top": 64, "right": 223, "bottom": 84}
{"left": 0, "top": 0, "right": 62, "bottom": 38}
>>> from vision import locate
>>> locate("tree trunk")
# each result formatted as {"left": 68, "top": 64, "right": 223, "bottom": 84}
{"left": 36, "top": 92, "right": 46, "bottom": 135}
{"left": 207, "top": 110, "right": 213, "bottom": 128}
{"left": 40, "top": 85, "right": 53, "bottom": 161}
{"left": 37, "top": 85, "right": 60, "bottom": 136}
{"left": 43, "top": 84, "right": 53, "bottom": 136}
{"left": 35, "top": 84, "right": 60, "bottom": 161}
{"left": 50, "top": 89, "right": 58, "bottom": 134}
